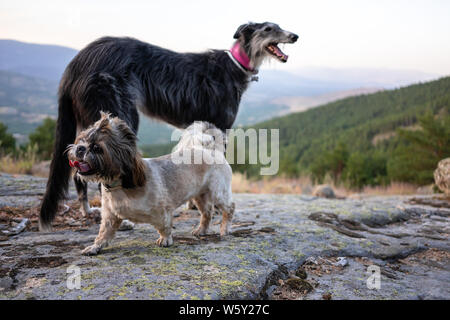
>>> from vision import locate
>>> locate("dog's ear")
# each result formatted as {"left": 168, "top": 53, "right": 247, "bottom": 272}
{"left": 121, "top": 155, "right": 146, "bottom": 189}
{"left": 112, "top": 118, "right": 138, "bottom": 145}
{"left": 99, "top": 111, "right": 111, "bottom": 119}
{"left": 97, "top": 111, "right": 112, "bottom": 131}
{"left": 233, "top": 23, "right": 255, "bottom": 39}
{"left": 113, "top": 118, "right": 146, "bottom": 189}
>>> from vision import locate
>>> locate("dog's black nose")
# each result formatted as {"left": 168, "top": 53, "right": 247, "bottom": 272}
{"left": 76, "top": 145, "right": 86, "bottom": 157}
{"left": 290, "top": 33, "right": 299, "bottom": 42}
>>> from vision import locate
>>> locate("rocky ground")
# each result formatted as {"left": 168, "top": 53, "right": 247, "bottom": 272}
{"left": 0, "top": 173, "right": 449, "bottom": 300}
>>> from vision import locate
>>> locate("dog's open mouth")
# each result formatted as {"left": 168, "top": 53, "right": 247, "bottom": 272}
{"left": 266, "top": 43, "right": 288, "bottom": 62}
{"left": 69, "top": 160, "right": 95, "bottom": 175}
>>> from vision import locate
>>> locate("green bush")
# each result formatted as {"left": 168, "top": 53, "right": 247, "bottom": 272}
{"left": 344, "top": 151, "right": 387, "bottom": 189}
{"left": 28, "top": 118, "right": 56, "bottom": 160}
{"left": 0, "top": 122, "right": 16, "bottom": 154}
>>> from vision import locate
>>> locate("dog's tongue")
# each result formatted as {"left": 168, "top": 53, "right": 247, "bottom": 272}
{"left": 69, "top": 160, "right": 91, "bottom": 172}
{"left": 268, "top": 44, "right": 288, "bottom": 62}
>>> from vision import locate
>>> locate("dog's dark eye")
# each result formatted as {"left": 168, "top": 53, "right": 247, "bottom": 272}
{"left": 264, "top": 27, "right": 272, "bottom": 32}
{"left": 92, "top": 144, "right": 102, "bottom": 153}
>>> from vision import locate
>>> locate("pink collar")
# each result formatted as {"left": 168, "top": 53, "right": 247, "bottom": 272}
{"left": 229, "top": 41, "right": 254, "bottom": 72}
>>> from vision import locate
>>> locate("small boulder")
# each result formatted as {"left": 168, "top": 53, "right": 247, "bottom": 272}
{"left": 312, "top": 185, "right": 336, "bottom": 199}
{"left": 322, "top": 292, "right": 332, "bottom": 300}
{"left": 295, "top": 267, "right": 307, "bottom": 279}
{"left": 285, "top": 278, "right": 314, "bottom": 293}
{"left": 434, "top": 158, "right": 450, "bottom": 196}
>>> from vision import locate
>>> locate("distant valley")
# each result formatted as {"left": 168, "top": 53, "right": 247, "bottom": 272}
{"left": 271, "top": 87, "right": 383, "bottom": 114}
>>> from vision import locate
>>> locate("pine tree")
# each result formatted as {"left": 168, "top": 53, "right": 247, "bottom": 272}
{"left": 0, "top": 122, "right": 16, "bottom": 154}
{"left": 387, "top": 112, "right": 450, "bottom": 185}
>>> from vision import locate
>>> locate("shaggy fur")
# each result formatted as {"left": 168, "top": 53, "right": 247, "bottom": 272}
{"left": 39, "top": 22, "right": 297, "bottom": 230}
{"left": 67, "top": 113, "right": 234, "bottom": 255}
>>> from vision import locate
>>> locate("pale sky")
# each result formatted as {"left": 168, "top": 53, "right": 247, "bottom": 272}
{"left": 1, "top": 0, "right": 450, "bottom": 75}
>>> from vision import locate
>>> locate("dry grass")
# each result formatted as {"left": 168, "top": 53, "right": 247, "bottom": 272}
{"left": 232, "top": 172, "right": 306, "bottom": 194}
{"left": 361, "top": 182, "right": 423, "bottom": 196}
{"left": 232, "top": 172, "right": 351, "bottom": 196}
{"left": 232, "top": 173, "right": 423, "bottom": 196}
{"left": 0, "top": 150, "right": 426, "bottom": 197}
{"left": 0, "top": 145, "right": 38, "bottom": 175}
{"left": 0, "top": 155, "right": 33, "bottom": 175}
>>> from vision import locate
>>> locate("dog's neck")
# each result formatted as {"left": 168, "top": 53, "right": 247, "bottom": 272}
{"left": 226, "top": 41, "right": 258, "bottom": 78}
{"left": 103, "top": 179, "right": 122, "bottom": 192}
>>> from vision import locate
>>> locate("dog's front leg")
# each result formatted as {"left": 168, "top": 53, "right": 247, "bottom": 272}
{"left": 74, "top": 176, "right": 101, "bottom": 217}
{"left": 155, "top": 211, "right": 173, "bottom": 247}
{"left": 82, "top": 209, "right": 122, "bottom": 255}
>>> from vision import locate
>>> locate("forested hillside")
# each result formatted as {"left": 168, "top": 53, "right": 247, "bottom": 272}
{"left": 235, "top": 76, "right": 450, "bottom": 187}
{"left": 0, "top": 70, "right": 57, "bottom": 135}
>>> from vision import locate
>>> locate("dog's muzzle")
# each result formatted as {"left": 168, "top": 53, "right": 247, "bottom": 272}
{"left": 265, "top": 33, "right": 298, "bottom": 63}
{"left": 69, "top": 159, "right": 95, "bottom": 175}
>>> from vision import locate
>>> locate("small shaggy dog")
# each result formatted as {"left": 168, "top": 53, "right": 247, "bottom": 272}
{"left": 67, "top": 112, "right": 234, "bottom": 255}
{"left": 39, "top": 21, "right": 298, "bottom": 231}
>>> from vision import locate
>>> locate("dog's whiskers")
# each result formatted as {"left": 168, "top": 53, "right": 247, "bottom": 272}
{"left": 64, "top": 144, "right": 75, "bottom": 155}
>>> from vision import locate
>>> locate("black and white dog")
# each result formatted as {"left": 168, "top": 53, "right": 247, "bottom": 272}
{"left": 39, "top": 21, "right": 298, "bottom": 230}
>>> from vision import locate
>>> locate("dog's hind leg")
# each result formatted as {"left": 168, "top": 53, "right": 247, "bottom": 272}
{"left": 217, "top": 202, "right": 235, "bottom": 236}
{"left": 185, "top": 199, "right": 197, "bottom": 210}
{"left": 192, "top": 196, "right": 213, "bottom": 236}
{"left": 74, "top": 175, "right": 100, "bottom": 217}
{"left": 82, "top": 209, "right": 122, "bottom": 256}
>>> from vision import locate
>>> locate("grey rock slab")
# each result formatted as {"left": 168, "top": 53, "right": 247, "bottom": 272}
{"left": 0, "top": 173, "right": 99, "bottom": 208}
{"left": 0, "top": 175, "right": 449, "bottom": 300}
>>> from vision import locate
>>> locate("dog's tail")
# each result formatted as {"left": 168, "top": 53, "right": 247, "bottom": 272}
{"left": 39, "top": 92, "right": 76, "bottom": 231}
{"left": 174, "top": 121, "right": 226, "bottom": 153}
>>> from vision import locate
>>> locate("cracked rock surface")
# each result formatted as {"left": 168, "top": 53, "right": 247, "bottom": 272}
{"left": 0, "top": 174, "right": 449, "bottom": 300}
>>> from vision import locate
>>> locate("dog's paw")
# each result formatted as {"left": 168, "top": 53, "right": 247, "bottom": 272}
{"left": 220, "top": 226, "right": 231, "bottom": 237}
{"left": 81, "top": 206, "right": 101, "bottom": 218}
{"left": 88, "top": 207, "right": 101, "bottom": 215}
{"left": 82, "top": 244, "right": 102, "bottom": 256}
{"left": 192, "top": 226, "right": 208, "bottom": 237}
{"left": 156, "top": 236, "right": 173, "bottom": 247}
{"left": 118, "top": 220, "right": 135, "bottom": 231}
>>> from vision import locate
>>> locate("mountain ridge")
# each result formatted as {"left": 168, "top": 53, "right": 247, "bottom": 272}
{"left": 0, "top": 39, "right": 443, "bottom": 146}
